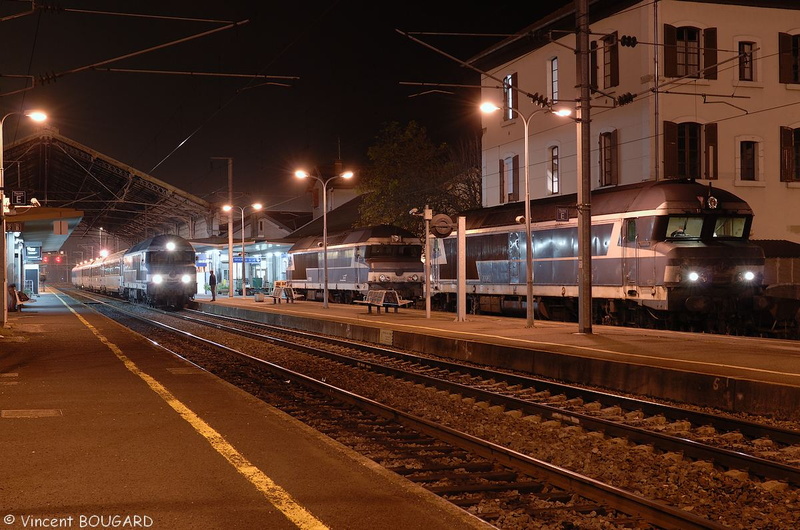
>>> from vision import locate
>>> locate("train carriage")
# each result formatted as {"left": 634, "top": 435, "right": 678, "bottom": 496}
{"left": 431, "top": 179, "right": 765, "bottom": 332}
{"left": 287, "top": 225, "right": 423, "bottom": 304}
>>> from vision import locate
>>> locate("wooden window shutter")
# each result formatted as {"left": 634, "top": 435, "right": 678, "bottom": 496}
{"left": 780, "top": 126, "right": 794, "bottom": 182}
{"left": 779, "top": 33, "right": 794, "bottom": 84}
{"left": 499, "top": 159, "right": 506, "bottom": 203}
{"left": 610, "top": 129, "right": 619, "bottom": 185}
{"left": 663, "top": 121, "right": 678, "bottom": 178}
{"left": 704, "top": 122, "right": 718, "bottom": 180}
{"left": 664, "top": 24, "right": 678, "bottom": 77}
{"left": 590, "top": 41, "right": 598, "bottom": 91}
{"left": 609, "top": 35, "right": 619, "bottom": 87}
{"left": 703, "top": 27, "right": 717, "bottom": 79}
{"left": 511, "top": 155, "right": 520, "bottom": 201}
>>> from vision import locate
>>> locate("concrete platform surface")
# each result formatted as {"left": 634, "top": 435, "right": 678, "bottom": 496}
{"left": 0, "top": 291, "right": 490, "bottom": 530}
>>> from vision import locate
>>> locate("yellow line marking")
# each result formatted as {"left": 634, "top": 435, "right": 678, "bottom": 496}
{"left": 57, "top": 294, "right": 328, "bottom": 530}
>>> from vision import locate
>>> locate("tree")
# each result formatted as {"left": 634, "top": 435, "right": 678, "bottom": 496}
{"left": 357, "top": 121, "right": 481, "bottom": 236}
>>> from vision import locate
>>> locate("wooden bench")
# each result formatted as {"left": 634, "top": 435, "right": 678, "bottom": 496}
{"left": 268, "top": 286, "right": 304, "bottom": 304}
{"left": 354, "top": 290, "right": 413, "bottom": 314}
{"left": 9, "top": 289, "right": 35, "bottom": 311}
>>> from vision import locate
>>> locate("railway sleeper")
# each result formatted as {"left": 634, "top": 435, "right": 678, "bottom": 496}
{"left": 428, "top": 480, "right": 546, "bottom": 495}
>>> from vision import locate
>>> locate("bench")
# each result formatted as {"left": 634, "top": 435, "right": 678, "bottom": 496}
{"left": 354, "top": 290, "right": 413, "bottom": 314}
{"left": 268, "top": 286, "right": 304, "bottom": 304}
{"left": 8, "top": 289, "right": 35, "bottom": 311}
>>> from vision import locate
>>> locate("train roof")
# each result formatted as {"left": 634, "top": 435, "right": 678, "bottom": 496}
{"left": 289, "top": 225, "right": 418, "bottom": 252}
{"left": 462, "top": 179, "right": 753, "bottom": 229}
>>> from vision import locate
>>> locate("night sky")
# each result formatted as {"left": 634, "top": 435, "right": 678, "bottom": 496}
{"left": 1, "top": 1, "right": 569, "bottom": 206}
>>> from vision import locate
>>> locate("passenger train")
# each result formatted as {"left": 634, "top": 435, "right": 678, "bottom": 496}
{"left": 430, "top": 179, "right": 766, "bottom": 333}
{"left": 287, "top": 225, "right": 424, "bottom": 304}
{"left": 71, "top": 234, "right": 197, "bottom": 308}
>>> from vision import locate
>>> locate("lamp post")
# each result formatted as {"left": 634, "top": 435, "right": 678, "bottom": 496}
{"left": 222, "top": 203, "right": 262, "bottom": 298}
{"left": 480, "top": 102, "right": 571, "bottom": 328}
{"left": 1, "top": 110, "right": 46, "bottom": 326}
{"left": 294, "top": 169, "right": 353, "bottom": 308}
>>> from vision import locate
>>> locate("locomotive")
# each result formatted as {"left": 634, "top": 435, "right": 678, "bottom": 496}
{"left": 287, "top": 225, "right": 423, "bottom": 304}
{"left": 430, "top": 179, "right": 765, "bottom": 333}
{"left": 71, "top": 234, "right": 197, "bottom": 308}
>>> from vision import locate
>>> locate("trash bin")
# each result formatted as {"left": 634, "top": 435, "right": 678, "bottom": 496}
{"left": 254, "top": 292, "right": 265, "bottom": 303}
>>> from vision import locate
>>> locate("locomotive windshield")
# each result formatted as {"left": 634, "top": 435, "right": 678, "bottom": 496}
{"left": 365, "top": 245, "right": 421, "bottom": 259}
{"left": 712, "top": 216, "right": 747, "bottom": 238}
{"left": 149, "top": 250, "right": 195, "bottom": 266}
{"left": 666, "top": 216, "right": 703, "bottom": 238}
{"left": 664, "top": 215, "right": 748, "bottom": 240}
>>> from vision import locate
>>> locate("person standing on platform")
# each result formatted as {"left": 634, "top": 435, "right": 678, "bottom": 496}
{"left": 209, "top": 271, "right": 217, "bottom": 301}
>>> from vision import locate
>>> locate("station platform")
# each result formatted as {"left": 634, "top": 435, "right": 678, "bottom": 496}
{"left": 193, "top": 292, "right": 800, "bottom": 421}
{"left": 0, "top": 291, "right": 489, "bottom": 530}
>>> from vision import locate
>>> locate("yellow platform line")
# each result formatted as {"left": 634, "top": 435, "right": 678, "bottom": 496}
{"left": 59, "top": 294, "right": 328, "bottom": 530}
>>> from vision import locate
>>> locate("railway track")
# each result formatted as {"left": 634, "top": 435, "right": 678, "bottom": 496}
{"left": 176, "top": 308, "right": 800, "bottom": 485}
{"left": 66, "top": 289, "right": 798, "bottom": 528}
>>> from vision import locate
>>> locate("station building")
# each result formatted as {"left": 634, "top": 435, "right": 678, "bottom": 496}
{"left": 475, "top": 0, "right": 800, "bottom": 244}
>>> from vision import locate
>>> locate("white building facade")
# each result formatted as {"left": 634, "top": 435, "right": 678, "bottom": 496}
{"left": 478, "top": 0, "right": 800, "bottom": 243}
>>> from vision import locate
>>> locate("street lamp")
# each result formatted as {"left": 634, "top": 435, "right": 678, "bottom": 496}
{"left": 1, "top": 109, "right": 46, "bottom": 326}
{"left": 480, "top": 102, "right": 571, "bottom": 328}
{"left": 294, "top": 169, "right": 354, "bottom": 308}
{"left": 222, "top": 202, "right": 262, "bottom": 298}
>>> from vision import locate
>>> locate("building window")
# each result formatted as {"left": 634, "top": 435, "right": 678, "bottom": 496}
{"left": 503, "top": 73, "right": 518, "bottom": 121}
{"left": 740, "top": 141, "right": 757, "bottom": 181}
{"left": 599, "top": 130, "right": 618, "bottom": 186}
{"left": 664, "top": 121, "right": 718, "bottom": 180}
{"left": 677, "top": 27, "right": 700, "bottom": 77}
{"left": 678, "top": 123, "right": 701, "bottom": 178}
{"left": 548, "top": 146, "right": 560, "bottom": 194}
{"left": 603, "top": 32, "right": 619, "bottom": 88}
{"left": 499, "top": 155, "right": 520, "bottom": 203}
{"left": 549, "top": 58, "right": 559, "bottom": 103}
{"left": 664, "top": 25, "right": 717, "bottom": 79}
{"left": 738, "top": 41, "right": 755, "bottom": 81}
{"left": 779, "top": 33, "right": 800, "bottom": 84}
{"left": 780, "top": 127, "right": 800, "bottom": 182}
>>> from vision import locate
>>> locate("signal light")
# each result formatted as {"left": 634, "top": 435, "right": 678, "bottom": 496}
{"left": 55, "top": 256, "right": 62, "bottom": 264}
{"left": 529, "top": 92, "right": 550, "bottom": 108}
{"left": 616, "top": 92, "right": 636, "bottom": 106}
{"left": 620, "top": 35, "right": 638, "bottom": 47}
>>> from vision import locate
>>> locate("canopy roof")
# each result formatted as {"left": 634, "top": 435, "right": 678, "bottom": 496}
{"left": 4, "top": 126, "right": 212, "bottom": 246}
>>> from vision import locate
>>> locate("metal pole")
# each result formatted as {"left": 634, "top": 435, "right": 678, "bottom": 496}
{"left": 322, "top": 179, "right": 329, "bottom": 308}
{"left": 456, "top": 216, "right": 466, "bottom": 322}
{"left": 424, "top": 206, "right": 432, "bottom": 319}
{"left": 576, "top": 0, "right": 593, "bottom": 333}
{"left": 0, "top": 115, "right": 6, "bottom": 326}
{"left": 226, "top": 159, "right": 234, "bottom": 298}
{"left": 521, "top": 113, "right": 535, "bottom": 328}
{"left": 240, "top": 208, "right": 246, "bottom": 298}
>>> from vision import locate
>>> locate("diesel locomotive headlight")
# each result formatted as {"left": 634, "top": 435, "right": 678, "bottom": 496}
{"left": 152, "top": 274, "right": 164, "bottom": 284}
{"left": 687, "top": 271, "right": 700, "bottom": 282}
{"left": 166, "top": 241, "right": 176, "bottom": 251}
{"left": 181, "top": 274, "right": 191, "bottom": 283}
{"left": 743, "top": 271, "right": 755, "bottom": 282}
{"left": 379, "top": 274, "right": 388, "bottom": 282}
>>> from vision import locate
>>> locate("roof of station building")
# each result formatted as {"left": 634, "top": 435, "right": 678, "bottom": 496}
{"left": 4, "top": 126, "right": 213, "bottom": 247}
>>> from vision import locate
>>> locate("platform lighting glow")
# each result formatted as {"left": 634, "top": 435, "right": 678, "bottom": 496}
{"left": 26, "top": 111, "right": 47, "bottom": 122}
{"left": 688, "top": 271, "right": 700, "bottom": 282}
{"left": 743, "top": 271, "right": 755, "bottom": 281}
{"left": 152, "top": 274, "right": 163, "bottom": 284}
{"left": 166, "top": 241, "right": 176, "bottom": 251}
